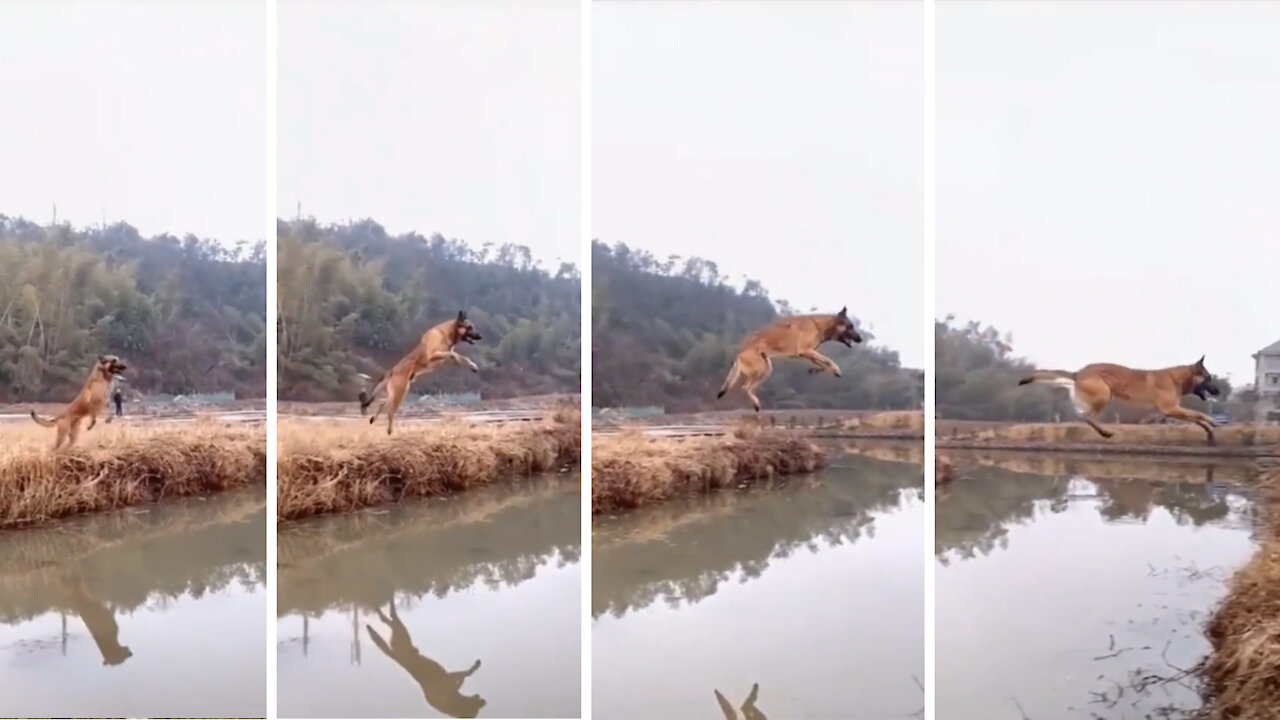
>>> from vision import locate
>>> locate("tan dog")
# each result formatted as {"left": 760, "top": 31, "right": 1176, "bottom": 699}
{"left": 1019, "top": 356, "right": 1221, "bottom": 444}
{"left": 359, "top": 311, "right": 482, "bottom": 435}
{"left": 29, "top": 354, "right": 128, "bottom": 450}
{"left": 716, "top": 306, "right": 863, "bottom": 411}
{"left": 365, "top": 602, "right": 485, "bottom": 719}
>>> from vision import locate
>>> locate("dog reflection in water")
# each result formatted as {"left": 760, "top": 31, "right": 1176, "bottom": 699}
{"left": 365, "top": 601, "right": 486, "bottom": 718}
{"left": 715, "top": 683, "right": 767, "bottom": 720}
{"left": 63, "top": 577, "right": 133, "bottom": 666}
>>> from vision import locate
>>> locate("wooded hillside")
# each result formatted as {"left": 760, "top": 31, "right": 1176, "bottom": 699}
{"left": 592, "top": 241, "right": 922, "bottom": 412}
{"left": 276, "top": 219, "right": 581, "bottom": 401}
{"left": 0, "top": 215, "right": 265, "bottom": 402}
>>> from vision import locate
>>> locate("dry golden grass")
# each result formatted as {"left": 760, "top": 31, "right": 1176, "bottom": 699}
{"left": 945, "top": 421, "right": 1280, "bottom": 448}
{"left": 276, "top": 408, "right": 581, "bottom": 521}
{"left": 1201, "top": 466, "right": 1280, "bottom": 719}
{"left": 592, "top": 427, "right": 826, "bottom": 514}
{"left": 0, "top": 421, "right": 265, "bottom": 530}
{"left": 843, "top": 410, "right": 925, "bottom": 433}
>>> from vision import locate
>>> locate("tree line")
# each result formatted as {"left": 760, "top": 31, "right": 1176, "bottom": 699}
{"left": 935, "top": 316, "right": 1241, "bottom": 421}
{"left": 276, "top": 219, "right": 581, "bottom": 401}
{"left": 591, "top": 241, "right": 923, "bottom": 412}
{"left": 0, "top": 215, "right": 265, "bottom": 402}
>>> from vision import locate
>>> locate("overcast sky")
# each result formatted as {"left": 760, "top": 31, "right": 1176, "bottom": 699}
{"left": 938, "top": 0, "right": 1280, "bottom": 384}
{"left": 594, "top": 1, "right": 925, "bottom": 369}
{"left": 0, "top": 1, "right": 265, "bottom": 244}
{"left": 278, "top": 0, "right": 581, "bottom": 270}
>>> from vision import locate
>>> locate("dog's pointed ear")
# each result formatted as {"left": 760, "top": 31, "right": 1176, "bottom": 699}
{"left": 837, "top": 306, "right": 847, "bottom": 318}
{"left": 98, "top": 355, "right": 107, "bottom": 363}
{"left": 457, "top": 310, "right": 467, "bottom": 323}
{"left": 1197, "top": 354, "right": 1206, "bottom": 367}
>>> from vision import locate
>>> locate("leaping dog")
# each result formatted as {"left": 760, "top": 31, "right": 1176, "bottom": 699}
{"left": 1018, "top": 356, "right": 1221, "bottom": 444}
{"left": 358, "top": 311, "right": 482, "bottom": 435}
{"left": 29, "top": 354, "right": 128, "bottom": 450}
{"left": 716, "top": 306, "right": 862, "bottom": 412}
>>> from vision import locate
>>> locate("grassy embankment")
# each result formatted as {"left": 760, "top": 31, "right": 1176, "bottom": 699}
{"left": 592, "top": 427, "right": 826, "bottom": 514}
{"left": 1200, "top": 463, "right": 1279, "bottom": 719}
{"left": 937, "top": 420, "right": 1280, "bottom": 454}
{"left": 277, "top": 406, "right": 581, "bottom": 521}
{"left": 0, "top": 422, "right": 265, "bottom": 530}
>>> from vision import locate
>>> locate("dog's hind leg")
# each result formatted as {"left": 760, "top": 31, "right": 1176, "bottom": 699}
{"left": 385, "top": 388, "right": 406, "bottom": 436}
{"left": 741, "top": 357, "right": 773, "bottom": 412}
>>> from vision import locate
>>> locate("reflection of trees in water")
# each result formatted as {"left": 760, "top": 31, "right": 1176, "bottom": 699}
{"left": 278, "top": 481, "right": 581, "bottom": 617}
{"left": 936, "top": 460, "right": 1258, "bottom": 564}
{"left": 0, "top": 490, "right": 266, "bottom": 624}
{"left": 592, "top": 456, "right": 920, "bottom": 619}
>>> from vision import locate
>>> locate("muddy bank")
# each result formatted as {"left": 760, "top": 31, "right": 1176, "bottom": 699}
{"left": 595, "top": 409, "right": 925, "bottom": 440}
{"left": 276, "top": 410, "right": 580, "bottom": 521}
{"left": 591, "top": 428, "right": 826, "bottom": 515}
{"left": 0, "top": 423, "right": 266, "bottom": 529}
{"left": 278, "top": 393, "right": 576, "bottom": 418}
{"left": 937, "top": 421, "right": 1280, "bottom": 457}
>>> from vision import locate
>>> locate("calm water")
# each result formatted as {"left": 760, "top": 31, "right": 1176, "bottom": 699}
{"left": 936, "top": 460, "right": 1262, "bottom": 719}
{"left": 277, "top": 474, "right": 582, "bottom": 719}
{"left": 593, "top": 451, "right": 924, "bottom": 720}
{"left": 0, "top": 487, "right": 267, "bottom": 718}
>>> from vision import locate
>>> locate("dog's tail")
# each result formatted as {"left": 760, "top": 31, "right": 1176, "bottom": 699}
{"left": 358, "top": 373, "right": 388, "bottom": 414}
{"left": 1017, "top": 370, "right": 1076, "bottom": 387}
{"left": 716, "top": 358, "right": 743, "bottom": 399}
{"left": 29, "top": 410, "right": 57, "bottom": 427}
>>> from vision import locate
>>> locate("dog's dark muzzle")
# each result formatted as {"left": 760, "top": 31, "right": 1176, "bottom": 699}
{"left": 1192, "top": 379, "right": 1220, "bottom": 401}
{"left": 839, "top": 331, "right": 863, "bottom": 348}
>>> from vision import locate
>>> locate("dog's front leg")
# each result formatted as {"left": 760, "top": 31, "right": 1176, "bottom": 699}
{"left": 799, "top": 349, "right": 842, "bottom": 377}
{"left": 427, "top": 350, "right": 478, "bottom": 373}
{"left": 86, "top": 414, "right": 97, "bottom": 431}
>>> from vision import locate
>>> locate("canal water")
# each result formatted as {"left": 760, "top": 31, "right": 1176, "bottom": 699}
{"left": 592, "top": 449, "right": 925, "bottom": 720}
{"left": 277, "top": 474, "right": 581, "bottom": 719}
{"left": 936, "top": 457, "right": 1262, "bottom": 719}
{"left": 0, "top": 487, "right": 267, "bottom": 718}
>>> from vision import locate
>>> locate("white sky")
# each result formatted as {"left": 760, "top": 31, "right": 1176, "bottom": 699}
{"left": 593, "top": 0, "right": 925, "bottom": 369}
{"left": 278, "top": 0, "right": 581, "bottom": 270}
{"left": 938, "top": 0, "right": 1280, "bottom": 384}
{"left": 0, "top": 1, "right": 266, "bottom": 244}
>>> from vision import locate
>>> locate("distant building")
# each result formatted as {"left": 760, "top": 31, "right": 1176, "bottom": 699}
{"left": 1254, "top": 339, "right": 1280, "bottom": 420}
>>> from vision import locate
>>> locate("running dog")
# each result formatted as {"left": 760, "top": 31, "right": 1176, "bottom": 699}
{"left": 29, "top": 354, "right": 128, "bottom": 450}
{"left": 716, "top": 307, "right": 862, "bottom": 411}
{"left": 1018, "top": 356, "right": 1221, "bottom": 444}
{"left": 358, "top": 311, "right": 482, "bottom": 435}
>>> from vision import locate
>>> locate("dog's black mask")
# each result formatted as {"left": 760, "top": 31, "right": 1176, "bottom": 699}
{"left": 1192, "top": 378, "right": 1221, "bottom": 401}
